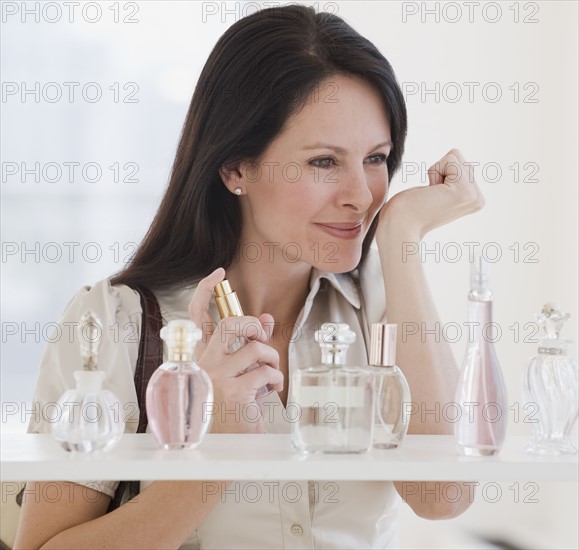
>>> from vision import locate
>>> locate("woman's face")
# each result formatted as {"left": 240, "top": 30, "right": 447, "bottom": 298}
{"left": 234, "top": 74, "right": 392, "bottom": 273}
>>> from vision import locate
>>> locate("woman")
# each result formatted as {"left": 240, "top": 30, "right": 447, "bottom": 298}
{"left": 15, "top": 4, "right": 483, "bottom": 549}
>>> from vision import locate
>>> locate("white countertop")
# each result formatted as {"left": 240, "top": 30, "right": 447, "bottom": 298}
{"left": 2, "top": 433, "right": 577, "bottom": 482}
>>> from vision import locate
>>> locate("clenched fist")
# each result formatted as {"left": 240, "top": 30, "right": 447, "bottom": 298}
{"left": 379, "top": 148, "right": 485, "bottom": 240}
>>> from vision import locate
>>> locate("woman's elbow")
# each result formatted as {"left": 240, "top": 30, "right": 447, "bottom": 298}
{"left": 412, "top": 493, "right": 474, "bottom": 520}
{"left": 397, "top": 480, "right": 477, "bottom": 520}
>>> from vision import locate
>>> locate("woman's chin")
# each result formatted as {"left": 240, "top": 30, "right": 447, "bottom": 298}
{"left": 313, "top": 252, "right": 361, "bottom": 274}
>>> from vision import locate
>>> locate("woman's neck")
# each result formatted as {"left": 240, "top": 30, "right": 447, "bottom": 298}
{"left": 223, "top": 248, "right": 313, "bottom": 330}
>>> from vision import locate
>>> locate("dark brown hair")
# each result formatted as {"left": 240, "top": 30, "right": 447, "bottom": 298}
{"left": 110, "top": 4, "right": 407, "bottom": 290}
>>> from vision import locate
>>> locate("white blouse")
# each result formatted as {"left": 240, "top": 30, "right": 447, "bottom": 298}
{"left": 27, "top": 245, "right": 402, "bottom": 549}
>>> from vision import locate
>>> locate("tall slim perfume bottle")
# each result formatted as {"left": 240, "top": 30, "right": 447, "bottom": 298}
{"left": 52, "top": 310, "right": 125, "bottom": 453}
{"left": 213, "top": 280, "right": 274, "bottom": 398}
{"left": 146, "top": 320, "right": 213, "bottom": 450}
{"left": 290, "top": 322, "right": 375, "bottom": 454}
{"left": 368, "top": 323, "right": 411, "bottom": 449}
{"left": 454, "top": 257, "right": 508, "bottom": 456}
{"left": 523, "top": 304, "right": 578, "bottom": 455}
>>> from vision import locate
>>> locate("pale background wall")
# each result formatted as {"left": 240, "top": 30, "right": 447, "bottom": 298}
{"left": 1, "top": 1, "right": 577, "bottom": 548}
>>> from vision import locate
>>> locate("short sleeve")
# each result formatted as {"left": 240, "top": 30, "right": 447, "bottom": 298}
{"left": 26, "top": 279, "right": 143, "bottom": 498}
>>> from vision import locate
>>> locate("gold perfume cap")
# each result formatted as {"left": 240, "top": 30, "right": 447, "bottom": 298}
{"left": 160, "top": 320, "right": 201, "bottom": 360}
{"left": 214, "top": 280, "right": 244, "bottom": 318}
{"left": 370, "top": 323, "right": 397, "bottom": 367}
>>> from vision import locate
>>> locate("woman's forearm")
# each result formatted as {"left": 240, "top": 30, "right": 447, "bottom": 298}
{"left": 376, "top": 217, "right": 458, "bottom": 435}
{"left": 37, "top": 480, "right": 230, "bottom": 550}
{"left": 376, "top": 215, "right": 473, "bottom": 519}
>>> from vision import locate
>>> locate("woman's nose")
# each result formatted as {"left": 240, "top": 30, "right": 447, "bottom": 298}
{"left": 338, "top": 166, "right": 374, "bottom": 212}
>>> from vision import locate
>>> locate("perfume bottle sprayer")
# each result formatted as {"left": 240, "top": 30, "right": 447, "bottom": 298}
{"left": 52, "top": 310, "right": 125, "bottom": 453}
{"left": 213, "top": 280, "right": 274, "bottom": 399}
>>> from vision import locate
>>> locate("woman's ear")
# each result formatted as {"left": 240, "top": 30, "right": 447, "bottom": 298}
{"left": 219, "top": 161, "right": 244, "bottom": 194}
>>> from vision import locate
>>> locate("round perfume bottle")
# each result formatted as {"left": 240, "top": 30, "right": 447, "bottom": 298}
{"left": 523, "top": 304, "right": 578, "bottom": 455}
{"left": 52, "top": 371, "right": 125, "bottom": 453}
{"left": 146, "top": 320, "right": 214, "bottom": 450}
{"left": 52, "top": 311, "right": 125, "bottom": 453}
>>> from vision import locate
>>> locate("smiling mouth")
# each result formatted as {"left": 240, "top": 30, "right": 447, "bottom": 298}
{"left": 314, "top": 221, "right": 364, "bottom": 239}
{"left": 315, "top": 221, "right": 364, "bottom": 230}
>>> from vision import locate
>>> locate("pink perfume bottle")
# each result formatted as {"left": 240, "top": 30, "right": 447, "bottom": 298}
{"left": 454, "top": 257, "right": 508, "bottom": 456}
{"left": 146, "top": 320, "right": 213, "bottom": 450}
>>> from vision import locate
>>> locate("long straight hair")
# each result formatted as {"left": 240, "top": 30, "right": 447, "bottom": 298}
{"left": 111, "top": 4, "right": 407, "bottom": 290}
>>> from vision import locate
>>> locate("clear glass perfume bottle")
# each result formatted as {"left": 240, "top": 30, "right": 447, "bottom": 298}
{"left": 523, "top": 304, "right": 578, "bottom": 455}
{"left": 368, "top": 323, "right": 411, "bottom": 449}
{"left": 290, "top": 322, "right": 375, "bottom": 454}
{"left": 52, "top": 310, "right": 125, "bottom": 453}
{"left": 214, "top": 280, "right": 273, "bottom": 398}
{"left": 146, "top": 320, "right": 213, "bottom": 450}
{"left": 454, "top": 257, "right": 508, "bottom": 456}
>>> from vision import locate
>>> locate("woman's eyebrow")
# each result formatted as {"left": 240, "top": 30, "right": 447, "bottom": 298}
{"left": 300, "top": 140, "right": 393, "bottom": 153}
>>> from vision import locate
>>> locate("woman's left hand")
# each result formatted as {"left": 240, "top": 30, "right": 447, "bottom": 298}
{"left": 377, "top": 148, "right": 485, "bottom": 240}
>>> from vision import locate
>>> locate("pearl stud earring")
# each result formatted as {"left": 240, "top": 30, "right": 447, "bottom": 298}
{"left": 234, "top": 187, "right": 242, "bottom": 195}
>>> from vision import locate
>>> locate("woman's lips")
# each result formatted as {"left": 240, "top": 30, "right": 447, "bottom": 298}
{"left": 314, "top": 222, "right": 363, "bottom": 240}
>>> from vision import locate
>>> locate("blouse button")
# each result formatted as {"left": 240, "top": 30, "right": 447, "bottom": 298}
{"left": 290, "top": 524, "right": 304, "bottom": 537}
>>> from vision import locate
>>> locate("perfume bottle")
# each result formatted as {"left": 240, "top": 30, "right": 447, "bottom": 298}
{"left": 52, "top": 311, "right": 125, "bottom": 453}
{"left": 523, "top": 304, "right": 578, "bottom": 455}
{"left": 213, "top": 280, "right": 274, "bottom": 398}
{"left": 368, "top": 323, "right": 411, "bottom": 449}
{"left": 290, "top": 322, "right": 375, "bottom": 454}
{"left": 146, "top": 320, "right": 213, "bottom": 450}
{"left": 454, "top": 257, "right": 508, "bottom": 456}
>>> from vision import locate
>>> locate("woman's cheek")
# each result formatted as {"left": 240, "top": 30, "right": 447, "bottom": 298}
{"left": 370, "top": 177, "right": 388, "bottom": 207}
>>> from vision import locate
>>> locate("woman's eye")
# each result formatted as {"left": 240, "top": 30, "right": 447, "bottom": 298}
{"left": 366, "top": 154, "right": 388, "bottom": 165}
{"left": 309, "top": 157, "right": 335, "bottom": 169}
{"left": 309, "top": 154, "right": 387, "bottom": 169}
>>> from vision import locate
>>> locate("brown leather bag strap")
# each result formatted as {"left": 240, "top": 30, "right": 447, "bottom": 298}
{"left": 106, "top": 285, "right": 163, "bottom": 513}
{"left": 132, "top": 285, "right": 164, "bottom": 431}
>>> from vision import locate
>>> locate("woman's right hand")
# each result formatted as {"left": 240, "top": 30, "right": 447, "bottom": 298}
{"left": 188, "top": 267, "right": 283, "bottom": 434}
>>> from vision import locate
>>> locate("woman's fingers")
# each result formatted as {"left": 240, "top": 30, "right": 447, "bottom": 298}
{"left": 427, "top": 158, "right": 448, "bottom": 186}
{"left": 427, "top": 149, "right": 485, "bottom": 209}
{"left": 207, "top": 339, "right": 280, "bottom": 378}
{"left": 188, "top": 267, "right": 225, "bottom": 351}
{"left": 201, "top": 315, "right": 270, "bottom": 357}
{"left": 258, "top": 313, "right": 275, "bottom": 343}
{"left": 241, "top": 364, "right": 284, "bottom": 394}
{"left": 428, "top": 149, "right": 465, "bottom": 187}
{"left": 188, "top": 267, "right": 225, "bottom": 323}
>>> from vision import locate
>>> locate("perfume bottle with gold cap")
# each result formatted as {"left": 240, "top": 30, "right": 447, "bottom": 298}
{"left": 213, "top": 279, "right": 274, "bottom": 398}
{"left": 146, "top": 320, "right": 213, "bottom": 450}
{"left": 368, "top": 323, "right": 411, "bottom": 449}
{"left": 52, "top": 310, "right": 125, "bottom": 453}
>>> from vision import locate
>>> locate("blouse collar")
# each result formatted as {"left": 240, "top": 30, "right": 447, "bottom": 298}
{"left": 308, "top": 267, "right": 361, "bottom": 310}
{"left": 154, "top": 267, "right": 361, "bottom": 323}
